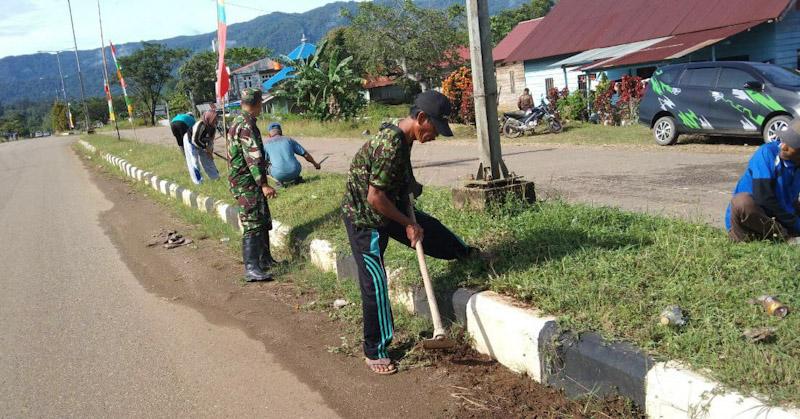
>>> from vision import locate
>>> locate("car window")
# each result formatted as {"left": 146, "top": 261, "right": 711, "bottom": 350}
{"left": 717, "top": 68, "right": 758, "bottom": 89}
{"left": 752, "top": 64, "right": 800, "bottom": 87}
{"left": 679, "top": 68, "right": 719, "bottom": 87}
{"left": 657, "top": 67, "right": 682, "bottom": 84}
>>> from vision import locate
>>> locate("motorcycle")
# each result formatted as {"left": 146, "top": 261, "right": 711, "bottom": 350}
{"left": 501, "top": 99, "right": 563, "bottom": 138}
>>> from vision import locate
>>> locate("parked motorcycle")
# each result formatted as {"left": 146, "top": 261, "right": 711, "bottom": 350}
{"left": 501, "top": 100, "right": 563, "bottom": 138}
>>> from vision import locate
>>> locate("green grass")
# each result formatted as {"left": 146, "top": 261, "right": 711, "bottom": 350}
{"left": 81, "top": 134, "right": 799, "bottom": 406}
{"left": 261, "top": 102, "right": 475, "bottom": 139}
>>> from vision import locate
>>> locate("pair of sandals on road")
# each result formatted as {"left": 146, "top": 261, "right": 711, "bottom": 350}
{"left": 365, "top": 357, "right": 397, "bottom": 375}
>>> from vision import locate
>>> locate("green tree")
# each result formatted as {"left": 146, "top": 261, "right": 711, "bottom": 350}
{"left": 343, "top": 0, "right": 465, "bottom": 91}
{"left": 276, "top": 40, "right": 366, "bottom": 121}
{"left": 50, "top": 102, "right": 69, "bottom": 133}
{"left": 490, "top": 0, "right": 553, "bottom": 45}
{"left": 118, "top": 42, "right": 189, "bottom": 125}
{"left": 178, "top": 51, "right": 216, "bottom": 104}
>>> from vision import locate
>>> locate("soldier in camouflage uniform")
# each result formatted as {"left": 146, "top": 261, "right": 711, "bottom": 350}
{"left": 227, "top": 88, "right": 278, "bottom": 282}
{"left": 342, "top": 91, "right": 477, "bottom": 375}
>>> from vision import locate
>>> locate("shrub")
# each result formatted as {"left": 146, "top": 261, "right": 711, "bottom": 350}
{"left": 557, "top": 90, "right": 590, "bottom": 122}
{"left": 593, "top": 74, "right": 617, "bottom": 125}
{"left": 617, "top": 75, "right": 645, "bottom": 124}
{"left": 442, "top": 66, "right": 475, "bottom": 124}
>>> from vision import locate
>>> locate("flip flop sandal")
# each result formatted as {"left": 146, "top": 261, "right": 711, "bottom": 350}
{"left": 365, "top": 357, "right": 397, "bottom": 375}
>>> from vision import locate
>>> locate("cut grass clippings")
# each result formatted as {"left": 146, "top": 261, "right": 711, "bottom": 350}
{"left": 81, "top": 134, "right": 799, "bottom": 407}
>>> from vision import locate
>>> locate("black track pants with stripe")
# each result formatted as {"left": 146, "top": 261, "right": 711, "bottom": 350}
{"left": 344, "top": 211, "right": 470, "bottom": 360}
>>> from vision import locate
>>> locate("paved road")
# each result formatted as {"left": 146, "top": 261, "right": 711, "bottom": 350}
{"left": 0, "top": 137, "right": 339, "bottom": 417}
{"left": 123, "top": 126, "right": 751, "bottom": 225}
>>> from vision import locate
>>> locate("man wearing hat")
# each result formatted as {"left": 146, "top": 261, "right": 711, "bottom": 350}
{"left": 262, "top": 122, "right": 322, "bottom": 187}
{"left": 341, "top": 91, "right": 480, "bottom": 375}
{"left": 726, "top": 118, "right": 800, "bottom": 243}
{"left": 227, "top": 88, "right": 277, "bottom": 281}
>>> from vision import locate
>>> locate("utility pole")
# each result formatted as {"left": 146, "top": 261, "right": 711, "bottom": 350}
{"left": 55, "top": 52, "right": 75, "bottom": 130}
{"left": 66, "top": 0, "right": 92, "bottom": 134}
{"left": 454, "top": 0, "right": 534, "bottom": 209}
{"left": 97, "top": 0, "right": 121, "bottom": 140}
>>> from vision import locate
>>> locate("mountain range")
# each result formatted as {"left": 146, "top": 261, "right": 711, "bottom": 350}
{"left": 0, "top": 0, "right": 525, "bottom": 105}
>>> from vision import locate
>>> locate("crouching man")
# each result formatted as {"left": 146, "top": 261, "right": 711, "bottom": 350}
{"left": 726, "top": 119, "right": 800, "bottom": 243}
{"left": 341, "top": 91, "right": 479, "bottom": 375}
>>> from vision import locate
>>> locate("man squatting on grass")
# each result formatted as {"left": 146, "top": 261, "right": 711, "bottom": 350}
{"left": 342, "top": 91, "right": 481, "bottom": 375}
{"left": 227, "top": 88, "right": 278, "bottom": 282}
{"left": 726, "top": 118, "right": 800, "bottom": 243}
{"left": 262, "top": 122, "right": 322, "bottom": 187}
{"left": 184, "top": 109, "right": 220, "bottom": 185}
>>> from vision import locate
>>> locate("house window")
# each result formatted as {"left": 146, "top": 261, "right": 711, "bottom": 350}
{"left": 509, "top": 71, "right": 516, "bottom": 94}
{"left": 545, "top": 77, "right": 554, "bottom": 92}
{"left": 635, "top": 67, "right": 656, "bottom": 79}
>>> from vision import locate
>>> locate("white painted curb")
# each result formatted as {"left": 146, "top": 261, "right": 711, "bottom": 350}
{"left": 77, "top": 140, "right": 290, "bottom": 249}
{"left": 466, "top": 291, "right": 556, "bottom": 382}
{"left": 646, "top": 362, "right": 800, "bottom": 419}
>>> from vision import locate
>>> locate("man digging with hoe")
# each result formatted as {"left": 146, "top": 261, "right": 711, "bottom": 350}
{"left": 342, "top": 91, "right": 482, "bottom": 375}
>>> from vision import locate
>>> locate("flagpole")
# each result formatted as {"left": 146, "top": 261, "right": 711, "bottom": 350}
{"left": 97, "top": 0, "right": 121, "bottom": 140}
{"left": 109, "top": 41, "right": 137, "bottom": 140}
{"left": 217, "top": 0, "right": 230, "bottom": 163}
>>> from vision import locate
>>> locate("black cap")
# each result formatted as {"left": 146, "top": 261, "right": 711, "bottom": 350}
{"left": 414, "top": 91, "right": 453, "bottom": 137}
{"left": 779, "top": 118, "right": 800, "bottom": 149}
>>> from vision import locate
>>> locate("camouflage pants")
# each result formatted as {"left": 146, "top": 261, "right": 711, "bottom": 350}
{"left": 233, "top": 188, "right": 272, "bottom": 236}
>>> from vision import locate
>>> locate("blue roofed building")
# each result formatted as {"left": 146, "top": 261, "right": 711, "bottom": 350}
{"left": 261, "top": 36, "right": 316, "bottom": 92}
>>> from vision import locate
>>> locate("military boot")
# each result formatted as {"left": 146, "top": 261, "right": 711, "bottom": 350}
{"left": 260, "top": 230, "right": 278, "bottom": 270}
{"left": 243, "top": 233, "right": 272, "bottom": 282}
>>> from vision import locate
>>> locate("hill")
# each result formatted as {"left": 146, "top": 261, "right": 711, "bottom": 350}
{"left": 0, "top": 0, "right": 525, "bottom": 105}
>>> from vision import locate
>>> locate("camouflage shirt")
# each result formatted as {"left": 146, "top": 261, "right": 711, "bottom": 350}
{"left": 342, "top": 121, "right": 413, "bottom": 228}
{"left": 227, "top": 111, "right": 269, "bottom": 193}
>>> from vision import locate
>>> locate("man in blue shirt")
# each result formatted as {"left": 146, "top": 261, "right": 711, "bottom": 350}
{"left": 262, "top": 122, "right": 321, "bottom": 186}
{"left": 725, "top": 119, "right": 800, "bottom": 242}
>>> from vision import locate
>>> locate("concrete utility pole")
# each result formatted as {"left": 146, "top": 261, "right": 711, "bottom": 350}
{"left": 40, "top": 50, "right": 75, "bottom": 130}
{"left": 454, "top": 0, "right": 534, "bottom": 209}
{"left": 66, "top": 0, "right": 92, "bottom": 133}
{"left": 465, "top": 0, "right": 507, "bottom": 181}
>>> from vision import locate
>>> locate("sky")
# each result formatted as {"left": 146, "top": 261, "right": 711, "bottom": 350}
{"left": 0, "top": 0, "right": 348, "bottom": 58}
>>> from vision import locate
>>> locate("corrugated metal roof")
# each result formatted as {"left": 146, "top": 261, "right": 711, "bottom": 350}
{"left": 550, "top": 37, "right": 669, "bottom": 67}
{"left": 261, "top": 67, "right": 293, "bottom": 92}
{"left": 492, "top": 18, "right": 542, "bottom": 63}
{"left": 581, "top": 21, "right": 762, "bottom": 71}
{"left": 504, "top": 0, "right": 792, "bottom": 63}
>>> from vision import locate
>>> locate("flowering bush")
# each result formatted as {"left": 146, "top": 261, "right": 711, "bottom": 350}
{"left": 617, "top": 75, "right": 645, "bottom": 124}
{"left": 442, "top": 66, "right": 475, "bottom": 124}
{"left": 593, "top": 74, "right": 617, "bottom": 125}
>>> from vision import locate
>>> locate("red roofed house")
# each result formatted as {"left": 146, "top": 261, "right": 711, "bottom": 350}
{"left": 495, "top": 0, "right": 800, "bottom": 107}
{"left": 493, "top": 18, "right": 543, "bottom": 109}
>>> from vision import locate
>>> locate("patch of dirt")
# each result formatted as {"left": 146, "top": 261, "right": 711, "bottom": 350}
{"left": 406, "top": 332, "right": 643, "bottom": 418}
{"left": 78, "top": 149, "right": 641, "bottom": 418}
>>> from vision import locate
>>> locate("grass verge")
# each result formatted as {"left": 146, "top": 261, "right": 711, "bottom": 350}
{"left": 80, "top": 134, "right": 799, "bottom": 406}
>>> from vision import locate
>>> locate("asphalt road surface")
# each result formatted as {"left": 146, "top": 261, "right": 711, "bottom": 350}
{"left": 0, "top": 137, "right": 339, "bottom": 417}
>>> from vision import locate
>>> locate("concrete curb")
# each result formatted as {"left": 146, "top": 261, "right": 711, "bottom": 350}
{"left": 79, "top": 140, "right": 799, "bottom": 418}
{"left": 305, "top": 236, "right": 799, "bottom": 418}
{"left": 77, "top": 140, "right": 290, "bottom": 249}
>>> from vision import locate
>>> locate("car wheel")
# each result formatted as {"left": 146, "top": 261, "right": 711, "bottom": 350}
{"left": 653, "top": 116, "right": 678, "bottom": 146}
{"left": 502, "top": 119, "right": 523, "bottom": 138}
{"left": 763, "top": 115, "right": 792, "bottom": 143}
